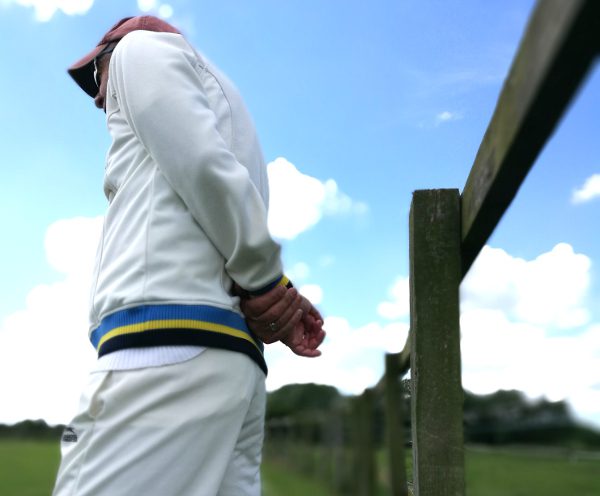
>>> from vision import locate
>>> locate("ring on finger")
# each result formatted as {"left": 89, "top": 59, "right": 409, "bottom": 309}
{"left": 268, "top": 321, "right": 278, "bottom": 332}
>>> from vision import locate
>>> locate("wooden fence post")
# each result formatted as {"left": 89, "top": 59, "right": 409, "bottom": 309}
{"left": 329, "top": 409, "right": 346, "bottom": 494}
{"left": 385, "top": 353, "right": 409, "bottom": 496}
{"left": 409, "top": 189, "right": 465, "bottom": 495}
{"left": 354, "top": 389, "right": 376, "bottom": 496}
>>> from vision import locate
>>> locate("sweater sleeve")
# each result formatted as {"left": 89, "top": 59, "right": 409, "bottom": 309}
{"left": 108, "top": 31, "right": 285, "bottom": 294}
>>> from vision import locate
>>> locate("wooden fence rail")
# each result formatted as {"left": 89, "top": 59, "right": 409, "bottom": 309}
{"left": 460, "top": 0, "right": 600, "bottom": 274}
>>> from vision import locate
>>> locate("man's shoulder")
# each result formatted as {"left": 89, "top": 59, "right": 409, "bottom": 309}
{"left": 116, "top": 29, "right": 190, "bottom": 61}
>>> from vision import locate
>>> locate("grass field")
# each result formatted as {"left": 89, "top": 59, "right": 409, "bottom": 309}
{"left": 0, "top": 439, "right": 332, "bottom": 496}
{"left": 0, "top": 440, "right": 61, "bottom": 496}
{"left": 262, "top": 460, "right": 334, "bottom": 496}
{"left": 0, "top": 439, "right": 598, "bottom": 495}
{"left": 464, "top": 446, "right": 600, "bottom": 496}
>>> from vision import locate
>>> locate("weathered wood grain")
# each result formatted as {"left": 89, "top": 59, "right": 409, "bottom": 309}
{"left": 354, "top": 389, "right": 376, "bottom": 496}
{"left": 410, "top": 190, "right": 464, "bottom": 496}
{"left": 385, "top": 353, "right": 409, "bottom": 496}
{"left": 461, "top": 0, "right": 600, "bottom": 275}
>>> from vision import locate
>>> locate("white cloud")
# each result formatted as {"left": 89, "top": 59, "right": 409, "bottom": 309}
{"left": 2, "top": 214, "right": 366, "bottom": 423}
{"left": 460, "top": 243, "right": 600, "bottom": 427}
{"left": 377, "top": 276, "right": 410, "bottom": 320}
{"left": 572, "top": 174, "right": 600, "bottom": 204}
{"left": 267, "top": 157, "right": 368, "bottom": 240}
{"left": 3, "top": 216, "right": 599, "bottom": 430}
{"left": 318, "top": 255, "right": 335, "bottom": 268}
{"left": 286, "top": 262, "right": 310, "bottom": 282}
{"left": 157, "top": 3, "right": 172, "bottom": 18}
{"left": 137, "top": 0, "right": 173, "bottom": 19}
{"left": 265, "top": 317, "right": 409, "bottom": 395}
{"left": 6, "top": 217, "right": 408, "bottom": 410}
{"left": 137, "top": 0, "right": 155, "bottom": 11}
{"left": 3, "top": 0, "right": 175, "bottom": 22}
{"left": 461, "top": 310, "right": 600, "bottom": 426}
{"left": 461, "top": 243, "right": 591, "bottom": 329}
{"left": 435, "top": 110, "right": 462, "bottom": 126}
{"left": 0, "top": 213, "right": 380, "bottom": 425}
{"left": 371, "top": 242, "right": 600, "bottom": 428}
{"left": 321, "top": 179, "right": 369, "bottom": 217}
{"left": 298, "top": 284, "right": 323, "bottom": 305}
{"left": 0, "top": 217, "right": 102, "bottom": 425}
{"left": 3, "top": 0, "right": 93, "bottom": 21}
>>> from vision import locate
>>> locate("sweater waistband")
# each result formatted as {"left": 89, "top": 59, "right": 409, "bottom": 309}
{"left": 90, "top": 304, "right": 267, "bottom": 374}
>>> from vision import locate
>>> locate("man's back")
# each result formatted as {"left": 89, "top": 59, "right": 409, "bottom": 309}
{"left": 89, "top": 30, "right": 283, "bottom": 374}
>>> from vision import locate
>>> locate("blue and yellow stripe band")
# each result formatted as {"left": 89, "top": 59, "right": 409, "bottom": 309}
{"left": 90, "top": 304, "right": 267, "bottom": 374}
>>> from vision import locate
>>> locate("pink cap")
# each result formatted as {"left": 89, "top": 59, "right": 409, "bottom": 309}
{"left": 68, "top": 16, "right": 180, "bottom": 98}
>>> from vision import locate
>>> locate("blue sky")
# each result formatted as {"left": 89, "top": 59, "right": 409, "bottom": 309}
{"left": 1, "top": 0, "right": 599, "bottom": 428}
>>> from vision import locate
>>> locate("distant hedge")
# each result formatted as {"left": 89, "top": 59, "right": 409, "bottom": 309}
{"left": 0, "top": 420, "right": 63, "bottom": 440}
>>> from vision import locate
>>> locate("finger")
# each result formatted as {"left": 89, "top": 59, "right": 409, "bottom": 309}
{"left": 298, "top": 295, "right": 312, "bottom": 315}
{"left": 302, "top": 313, "right": 323, "bottom": 336}
{"left": 308, "top": 329, "right": 326, "bottom": 349}
{"left": 270, "top": 308, "right": 303, "bottom": 343}
{"left": 286, "top": 325, "right": 325, "bottom": 357}
{"left": 247, "top": 311, "right": 295, "bottom": 344}
{"left": 289, "top": 341, "right": 322, "bottom": 358}
{"left": 307, "top": 304, "right": 324, "bottom": 323}
{"left": 268, "top": 292, "right": 304, "bottom": 332}
{"left": 255, "top": 288, "right": 300, "bottom": 324}
{"left": 300, "top": 328, "right": 325, "bottom": 351}
{"left": 240, "top": 285, "right": 287, "bottom": 319}
{"left": 300, "top": 316, "right": 326, "bottom": 350}
{"left": 253, "top": 308, "right": 304, "bottom": 345}
{"left": 246, "top": 319, "right": 278, "bottom": 344}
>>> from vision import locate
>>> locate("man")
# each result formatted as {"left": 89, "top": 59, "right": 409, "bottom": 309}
{"left": 54, "top": 16, "right": 324, "bottom": 495}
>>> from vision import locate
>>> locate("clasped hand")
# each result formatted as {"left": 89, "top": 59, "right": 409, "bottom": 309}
{"left": 235, "top": 285, "right": 326, "bottom": 357}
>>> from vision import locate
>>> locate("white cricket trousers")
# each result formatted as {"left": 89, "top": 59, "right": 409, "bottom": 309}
{"left": 52, "top": 349, "right": 266, "bottom": 496}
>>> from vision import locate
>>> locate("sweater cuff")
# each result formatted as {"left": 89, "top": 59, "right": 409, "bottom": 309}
{"left": 248, "top": 275, "right": 293, "bottom": 297}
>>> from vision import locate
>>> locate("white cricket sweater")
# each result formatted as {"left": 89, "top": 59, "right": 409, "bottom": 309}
{"left": 89, "top": 30, "right": 288, "bottom": 374}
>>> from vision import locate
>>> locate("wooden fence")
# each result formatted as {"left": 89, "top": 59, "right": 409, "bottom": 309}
{"left": 265, "top": 1, "right": 600, "bottom": 494}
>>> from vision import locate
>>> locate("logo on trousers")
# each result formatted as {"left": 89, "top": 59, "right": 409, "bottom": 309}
{"left": 62, "top": 426, "right": 78, "bottom": 443}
